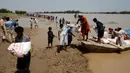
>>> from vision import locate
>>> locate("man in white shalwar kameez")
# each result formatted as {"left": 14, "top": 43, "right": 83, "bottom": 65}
{"left": 60, "top": 25, "right": 69, "bottom": 46}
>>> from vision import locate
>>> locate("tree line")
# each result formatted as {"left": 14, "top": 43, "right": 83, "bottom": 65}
{"left": 0, "top": 8, "right": 27, "bottom": 14}
{"left": 44, "top": 10, "right": 81, "bottom": 13}
{"left": 15, "top": 10, "right": 27, "bottom": 14}
{"left": 0, "top": 8, "right": 13, "bottom": 13}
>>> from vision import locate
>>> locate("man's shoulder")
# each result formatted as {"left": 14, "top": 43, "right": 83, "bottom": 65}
{"left": 48, "top": 31, "right": 51, "bottom": 32}
{"left": 97, "top": 21, "right": 103, "bottom": 24}
{"left": 119, "top": 30, "right": 125, "bottom": 33}
{"left": 0, "top": 19, "right": 3, "bottom": 22}
{"left": 83, "top": 16, "right": 86, "bottom": 18}
{"left": 5, "top": 21, "right": 13, "bottom": 24}
{"left": 23, "top": 35, "right": 30, "bottom": 42}
{"left": 30, "top": 19, "right": 33, "bottom": 21}
{"left": 15, "top": 35, "right": 30, "bottom": 42}
{"left": 15, "top": 35, "right": 29, "bottom": 39}
{"left": 23, "top": 34, "right": 28, "bottom": 37}
{"left": 49, "top": 31, "right": 53, "bottom": 33}
{"left": 48, "top": 31, "right": 52, "bottom": 34}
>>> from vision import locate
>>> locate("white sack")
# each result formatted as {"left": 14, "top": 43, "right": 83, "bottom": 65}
{"left": 7, "top": 42, "right": 31, "bottom": 58}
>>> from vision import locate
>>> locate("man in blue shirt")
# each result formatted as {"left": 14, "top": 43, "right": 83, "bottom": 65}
{"left": 67, "top": 27, "right": 75, "bottom": 46}
{"left": 4, "top": 17, "right": 15, "bottom": 43}
{"left": 12, "top": 19, "right": 19, "bottom": 28}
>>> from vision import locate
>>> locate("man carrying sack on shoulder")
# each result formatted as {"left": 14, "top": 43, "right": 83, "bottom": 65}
{"left": 4, "top": 17, "right": 15, "bottom": 43}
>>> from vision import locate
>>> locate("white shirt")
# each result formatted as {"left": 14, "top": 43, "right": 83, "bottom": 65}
{"left": 34, "top": 18, "right": 38, "bottom": 24}
{"left": 118, "top": 30, "right": 125, "bottom": 38}
{"left": 60, "top": 25, "right": 69, "bottom": 35}
{"left": 103, "top": 31, "right": 109, "bottom": 38}
{"left": 30, "top": 19, "right": 33, "bottom": 24}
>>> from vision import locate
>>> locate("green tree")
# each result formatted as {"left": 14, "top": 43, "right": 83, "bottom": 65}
{"left": 15, "top": 10, "right": 27, "bottom": 14}
{"left": 0, "top": 8, "right": 13, "bottom": 13}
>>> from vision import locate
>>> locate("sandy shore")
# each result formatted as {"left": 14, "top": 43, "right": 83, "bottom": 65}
{"left": 0, "top": 16, "right": 130, "bottom": 73}
{"left": 0, "top": 18, "right": 92, "bottom": 73}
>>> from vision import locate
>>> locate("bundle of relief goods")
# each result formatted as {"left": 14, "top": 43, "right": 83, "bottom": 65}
{"left": 7, "top": 42, "right": 31, "bottom": 58}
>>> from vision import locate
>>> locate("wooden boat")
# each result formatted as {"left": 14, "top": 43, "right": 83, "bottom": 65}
{"left": 81, "top": 39, "right": 130, "bottom": 53}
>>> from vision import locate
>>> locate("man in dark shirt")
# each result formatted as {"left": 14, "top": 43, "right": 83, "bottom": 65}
{"left": 47, "top": 27, "right": 55, "bottom": 48}
{"left": 93, "top": 18, "right": 104, "bottom": 43}
{"left": 14, "top": 26, "right": 31, "bottom": 73}
{"left": 62, "top": 17, "right": 65, "bottom": 24}
{"left": 59, "top": 18, "right": 63, "bottom": 29}
{"left": 74, "top": 13, "right": 77, "bottom": 19}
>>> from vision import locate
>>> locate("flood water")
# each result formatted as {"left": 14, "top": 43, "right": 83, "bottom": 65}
{"left": 20, "top": 14, "right": 130, "bottom": 28}
{"left": 39, "top": 14, "right": 130, "bottom": 28}
{"left": 19, "top": 14, "right": 130, "bottom": 36}
{"left": 84, "top": 50, "right": 130, "bottom": 73}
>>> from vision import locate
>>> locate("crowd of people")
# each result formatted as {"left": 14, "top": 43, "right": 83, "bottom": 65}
{"left": 102, "top": 27, "right": 130, "bottom": 46}
{"left": 44, "top": 14, "right": 105, "bottom": 54}
{"left": 29, "top": 17, "right": 38, "bottom": 29}
{"left": 43, "top": 15, "right": 55, "bottom": 21}
{"left": 0, "top": 14, "right": 73, "bottom": 73}
{"left": 54, "top": 14, "right": 130, "bottom": 48}
{"left": 1, "top": 14, "right": 130, "bottom": 73}
{"left": 92, "top": 18, "right": 130, "bottom": 46}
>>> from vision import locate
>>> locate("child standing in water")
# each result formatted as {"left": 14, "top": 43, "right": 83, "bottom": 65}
{"left": 47, "top": 27, "right": 56, "bottom": 48}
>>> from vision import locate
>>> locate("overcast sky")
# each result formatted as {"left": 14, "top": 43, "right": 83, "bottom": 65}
{"left": 0, "top": 0, "right": 130, "bottom": 12}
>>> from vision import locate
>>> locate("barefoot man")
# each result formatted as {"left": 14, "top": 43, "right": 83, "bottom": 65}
{"left": 76, "top": 14, "right": 90, "bottom": 41}
{"left": 93, "top": 18, "right": 104, "bottom": 43}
